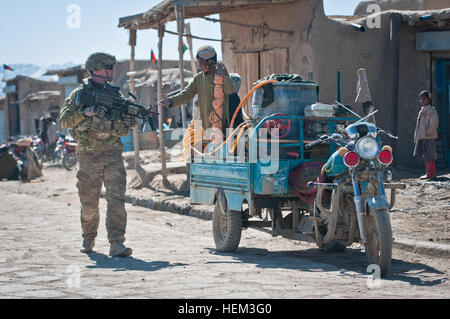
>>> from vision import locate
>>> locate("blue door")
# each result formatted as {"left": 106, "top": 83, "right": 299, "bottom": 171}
{"left": 435, "top": 59, "right": 450, "bottom": 168}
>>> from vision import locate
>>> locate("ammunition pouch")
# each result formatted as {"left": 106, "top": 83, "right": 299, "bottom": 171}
{"left": 89, "top": 117, "right": 113, "bottom": 140}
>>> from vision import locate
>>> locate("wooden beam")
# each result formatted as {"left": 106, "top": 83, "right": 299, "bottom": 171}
{"left": 388, "top": 13, "right": 400, "bottom": 164}
{"left": 157, "top": 21, "right": 169, "bottom": 185}
{"left": 185, "top": 23, "right": 197, "bottom": 75}
{"left": 201, "top": 16, "right": 294, "bottom": 35}
{"left": 118, "top": 0, "right": 301, "bottom": 30}
{"left": 163, "top": 29, "right": 233, "bottom": 42}
{"left": 185, "top": 23, "right": 200, "bottom": 121}
{"left": 129, "top": 29, "right": 140, "bottom": 169}
{"left": 176, "top": 4, "right": 187, "bottom": 130}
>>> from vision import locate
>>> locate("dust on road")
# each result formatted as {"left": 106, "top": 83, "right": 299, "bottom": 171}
{"left": 0, "top": 166, "right": 448, "bottom": 298}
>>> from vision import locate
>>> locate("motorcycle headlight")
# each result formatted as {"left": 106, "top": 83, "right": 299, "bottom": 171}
{"left": 356, "top": 136, "right": 379, "bottom": 159}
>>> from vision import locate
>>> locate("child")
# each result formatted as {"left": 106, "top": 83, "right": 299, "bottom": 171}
{"left": 413, "top": 90, "right": 439, "bottom": 180}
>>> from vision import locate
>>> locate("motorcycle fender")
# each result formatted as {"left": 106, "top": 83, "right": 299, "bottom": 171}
{"left": 365, "top": 195, "right": 389, "bottom": 212}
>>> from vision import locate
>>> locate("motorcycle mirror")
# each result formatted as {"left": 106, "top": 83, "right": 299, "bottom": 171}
{"left": 128, "top": 92, "right": 137, "bottom": 100}
{"left": 335, "top": 101, "right": 362, "bottom": 119}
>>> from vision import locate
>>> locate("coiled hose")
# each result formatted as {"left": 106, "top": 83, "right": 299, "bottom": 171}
{"left": 180, "top": 79, "right": 279, "bottom": 160}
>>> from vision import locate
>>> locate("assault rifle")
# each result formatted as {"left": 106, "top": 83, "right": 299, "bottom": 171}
{"left": 75, "top": 83, "right": 158, "bottom": 129}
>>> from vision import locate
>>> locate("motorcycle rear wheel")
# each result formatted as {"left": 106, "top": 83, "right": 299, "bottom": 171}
{"left": 63, "top": 152, "right": 78, "bottom": 171}
{"left": 365, "top": 208, "right": 392, "bottom": 277}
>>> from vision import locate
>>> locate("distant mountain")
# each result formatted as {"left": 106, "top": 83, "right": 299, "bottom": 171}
{"left": 0, "top": 62, "right": 77, "bottom": 96}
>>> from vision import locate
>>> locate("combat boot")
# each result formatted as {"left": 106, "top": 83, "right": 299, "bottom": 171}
{"left": 80, "top": 238, "right": 95, "bottom": 254}
{"left": 109, "top": 241, "right": 133, "bottom": 257}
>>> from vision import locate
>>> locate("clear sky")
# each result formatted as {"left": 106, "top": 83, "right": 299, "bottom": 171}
{"left": 0, "top": 0, "right": 362, "bottom": 67}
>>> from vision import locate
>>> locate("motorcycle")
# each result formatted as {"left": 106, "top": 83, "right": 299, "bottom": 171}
{"left": 305, "top": 111, "right": 405, "bottom": 277}
{"left": 32, "top": 135, "right": 45, "bottom": 164}
{"left": 62, "top": 135, "right": 78, "bottom": 171}
{"left": 54, "top": 134, "right": 66, "bottom": 165}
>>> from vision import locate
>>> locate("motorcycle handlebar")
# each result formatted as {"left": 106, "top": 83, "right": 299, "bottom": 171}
{"left": 305, "top": 139, "right": 322, "bottom": 149}
{"left": 378, "top": 129, "right": 398, "bottom": 140}
{"left": 305, "top": 135, "right": 330, "bottom": 149}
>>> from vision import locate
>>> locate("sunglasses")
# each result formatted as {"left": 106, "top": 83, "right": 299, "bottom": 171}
{"left": 105, "top": 65, "right": 114, "bottom": 70}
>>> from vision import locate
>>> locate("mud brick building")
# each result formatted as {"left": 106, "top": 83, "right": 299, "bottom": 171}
{"left": 0, "top": 97, "right": 5, "bottom": 142}
{"left": 118, "top": 0, "right": 450, "bottom": 168}
{"left": 2, "top": 76, "right": 62, "bottom": 138}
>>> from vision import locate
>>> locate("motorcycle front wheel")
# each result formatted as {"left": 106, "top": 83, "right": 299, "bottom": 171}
{"left": 365, "top": 208, "right": 392, "bottom": 277}
{"left": 63, "top": 152, "right": 78, "bottom": 171}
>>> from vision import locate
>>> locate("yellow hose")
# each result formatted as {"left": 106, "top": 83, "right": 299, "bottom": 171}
{"left": 179, "top": 121, "right": 249, "bottom": 161}
{"left": 229, "top": 79, "right": 278, "bottom": 130}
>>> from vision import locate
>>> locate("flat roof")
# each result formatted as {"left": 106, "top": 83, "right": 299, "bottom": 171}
{"left": 20, "top": 90, "right": 61, "bottom": 103}
{"left": 43, "top": 65, "right": 85, "bottom": 77}
{"left": 118, "top": 0, "right": 300, "bottom": 30}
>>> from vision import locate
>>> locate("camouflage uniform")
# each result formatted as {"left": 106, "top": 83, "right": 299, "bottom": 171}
{"left": 60, "top": 79, "right": 131, "bottom": 246}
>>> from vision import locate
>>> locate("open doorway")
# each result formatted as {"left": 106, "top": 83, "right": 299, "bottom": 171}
{"left": 435, "top": 59, "right": 450, "bottom": 169}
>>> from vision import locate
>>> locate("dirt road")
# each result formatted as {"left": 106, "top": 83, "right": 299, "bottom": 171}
{"left": 0, "top": 166, "right": 448, "bottom": 299}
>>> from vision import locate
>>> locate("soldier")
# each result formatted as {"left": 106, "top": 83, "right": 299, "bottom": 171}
{"left": 60, "top": 52, "right": 135, "bottom": 257}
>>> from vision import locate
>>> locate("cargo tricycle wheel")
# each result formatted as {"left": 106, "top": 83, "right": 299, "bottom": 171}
{"left": 212, "top": 196, "right": 242, "bottom": 253}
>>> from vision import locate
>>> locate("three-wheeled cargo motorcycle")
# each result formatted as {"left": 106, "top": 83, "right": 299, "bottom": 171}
{"left": 188, "top": 74, "right": 405, "bottom": 277}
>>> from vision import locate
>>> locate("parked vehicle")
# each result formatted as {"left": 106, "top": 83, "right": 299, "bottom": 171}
{"left": 189, "top": 77, "right": 405, "bottom": 277}
{"left": 62, "top": 138, "right": 77, "bottom": 171}
{"left": 304, "top": 115, "right": 404, "bottom": 277}
{"left": 32, "top": 135, "right": 45, "bottom": 164}
{"left": 54, "top": 134, "right": 66, "bottom": 165}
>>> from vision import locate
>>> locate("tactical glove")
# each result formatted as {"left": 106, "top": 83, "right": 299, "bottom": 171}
{"left": 83, "top": 105, "right": 107, "bottom": 118}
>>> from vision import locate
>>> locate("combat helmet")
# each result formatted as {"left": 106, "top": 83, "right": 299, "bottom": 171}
{"left": 84, "top": 52, "right": 117, "bottom": 72}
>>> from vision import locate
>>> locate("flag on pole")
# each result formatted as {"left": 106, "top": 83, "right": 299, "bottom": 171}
{"left": 151, "top": 50, "right": 157, "bottom": 65}
{"left": 182, "top": 41, "right": 189, "bottom": 54}
{"left": 3, "top": 64, "right": 14, "bottom": 71}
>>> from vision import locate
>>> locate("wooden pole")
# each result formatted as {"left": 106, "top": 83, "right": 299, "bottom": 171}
{"left": 185, "top": 22, "right": 199, "bottom": 121}
{"left": 157, "top": 22, "right": 168, "bottom": 185}
{"left": 185, "top": 23, "right": 197, "bottom": 75}
{"left": 175, "top": 4, "right": 187, "bottom": 129}
{"left": 163, "top": 29, "right": 233, "bottom": 43}
{"left": 129, "top": 29, "right": 140, "bottom": 169}
{"left": 388, "top": 13, "right": 400, "bottom": 163}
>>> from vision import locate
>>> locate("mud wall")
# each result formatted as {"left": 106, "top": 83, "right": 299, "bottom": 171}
{"left": 309, "top": 5, "right": 449, "bottom": 167}
{"left": 220, "top": 0, "right": 449, "bottom": 167}
{"left": 220, "top": 0, "right": 319, "bottom": 78}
